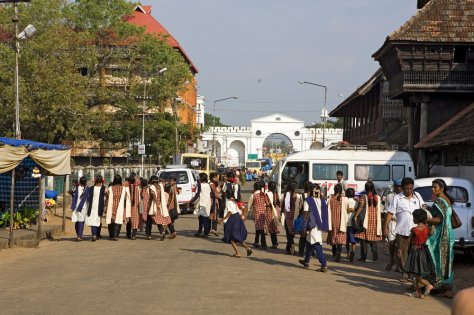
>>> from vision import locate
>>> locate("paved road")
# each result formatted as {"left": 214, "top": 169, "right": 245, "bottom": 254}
{"left": 0, "top": 183, "right": 452, "bottom": 314}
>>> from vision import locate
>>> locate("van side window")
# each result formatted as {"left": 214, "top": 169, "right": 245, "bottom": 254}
{"left": 355, "top": 164, "right": 390, "bottom": 181}
{"left": 392, "top": 165, "right": 405, "bottom": 180}
{"left": 312, "top": 164, "right": 348, "bottom": 180}
{"left": 282, "top": 162, "right": 309, "bottom": 190}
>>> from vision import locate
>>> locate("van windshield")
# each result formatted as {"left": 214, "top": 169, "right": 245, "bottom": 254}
{"left": 282, "top": 162, "right": 309, "bottom": 190}
{"left": 414, "top": 186, "right": 469, "bottom": 203}
{"left": 159, "top": 171, "right": 189, "bottom": 184}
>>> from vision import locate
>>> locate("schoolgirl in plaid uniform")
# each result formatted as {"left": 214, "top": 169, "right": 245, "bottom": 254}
{"left": 145, "top": 176, "right": 158, "bottom": 239}
{"left": 354, "top": 181, "right": 382, "bottom": 261}
{"left": 328, "top": 184, "right": 349, "bottom": 262}
{"left": 153, "top": 178, "right": 171, "bottom": 240}
{"left": 282, "top": 182, "right": 301, "bottom": 255}
{"left": 139, "top": 178, "right": 150, "bottom": 230}
{"left": 166, "top": 177, "right": 179, "bottom": 239}
{"left": 125, "top": 176, "right": 141, "bottom": 240}
{"left": 266, "top": 181, "right": 280, "bottom": 248}
{"left": 209, "top": 172, "right": 220, "bottom": 236}
{"left": 105, "top": 175, "right": 131, "bottom": 241}
{"left": 248, "top": 181, "right": 269, "bottom": 249}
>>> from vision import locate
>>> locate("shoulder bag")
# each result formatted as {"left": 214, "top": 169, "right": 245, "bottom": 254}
{"left": 451, "top": 209, "right": 462, "bottom": 229}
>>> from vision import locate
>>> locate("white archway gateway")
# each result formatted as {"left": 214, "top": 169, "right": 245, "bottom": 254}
{"left": 199, "top": 113, "right": 343, "bottom": 166}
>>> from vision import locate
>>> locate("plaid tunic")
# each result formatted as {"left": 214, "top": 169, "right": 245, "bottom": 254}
{"left": 141, "top": 186, "right": 150, "bottom": 222}
{"left": 265, "top": 192, "right": 280, "bottom": 234}
{"left": 251, "top": 192, "right": 267, "bottom": 230}
{"left": 355, "top": 197, "right": 382, "bottom": 241}
{"left": 209, "top": 182, "right": 219, "bottom": 220}
{"left": 329, "top": 196, "right": 346, "bottom": 245}
{"left": 284, "top": 193, "right": 298, "bottom": 235}
{"left": 129, "top": 184, "right": 140, "bottom": 229}
{"left": 110, "top": 186, "right": 125, "bottom": 223}
{"left": 154, "top": 184, "right": 171, "bottom": 225}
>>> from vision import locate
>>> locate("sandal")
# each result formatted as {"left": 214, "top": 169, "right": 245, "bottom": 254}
{"left": 246, "top": 248, "right": 253, "bottom": 257}
{"left": 399, "top": 277, "right": 409, "bottom": 283}
{"left": 231, "top": 253, "right": 241, "bottom": 258}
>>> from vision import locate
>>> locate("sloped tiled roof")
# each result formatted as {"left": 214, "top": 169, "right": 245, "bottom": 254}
{"left": 415, "top": 102, "right": 474, "bottom": 149}
{"left": 374, "top": 0, "right": 474, "bottom": 58}
{"left": 330, "top": 69, "right": 383, "bottom": 117}
{"left": 126, "top": 5, "right": 198, "bottom": 74}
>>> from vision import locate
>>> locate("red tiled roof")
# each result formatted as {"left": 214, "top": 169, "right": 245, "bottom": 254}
{"left": 415, "top": 102, "right": 474, "bottom": 149}
{"left": 374, "top": 0, "right": 474, "bottom": 58}
{"left": 126, "top": 5, "right": 198, "bottom": 74}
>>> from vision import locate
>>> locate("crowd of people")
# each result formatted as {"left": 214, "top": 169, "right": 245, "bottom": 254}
{"left": 69, "top": 170, "right": 456, "bottom": 300}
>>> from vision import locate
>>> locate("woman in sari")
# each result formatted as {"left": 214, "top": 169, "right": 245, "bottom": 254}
{"left": 426, "top": 178, "right": 455, "bottom": 298}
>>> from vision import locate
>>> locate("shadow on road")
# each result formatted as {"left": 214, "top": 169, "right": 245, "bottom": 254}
{"left": 180, "top": 248, "right": 231, "bottom": 257}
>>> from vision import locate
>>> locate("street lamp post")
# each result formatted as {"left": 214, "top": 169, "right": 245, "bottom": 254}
{"left": 212, "top": 96, "right": 238, "bottom": 158}
{"left": 138, "top": 67, "right": 167, "bottom": 176}
{"left": 299, "top": 81, "right": 327, "bottom": 146}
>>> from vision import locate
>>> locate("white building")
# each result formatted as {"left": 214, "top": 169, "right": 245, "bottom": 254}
{"left": 199, "top": 113, "right": 343, "bottom": 167}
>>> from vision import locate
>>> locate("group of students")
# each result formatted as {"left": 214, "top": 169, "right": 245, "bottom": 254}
{"left": 69, "top": 170, "right": 455, "bottom": 300}
{"left": 243, "top": 174, "right": 454, "bottom": 299}
{"left": 70, "top": 173, "right": 180, "bottom": 242}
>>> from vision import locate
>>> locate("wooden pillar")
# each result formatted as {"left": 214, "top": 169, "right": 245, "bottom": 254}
{"left": 8, "top": 170, "right": 15, "bottom": 248}
{"left": 407, "top": 105, "right": 414, "bottom": 153}
{"left": 417, "top": 101, "right": 429, "bottom": 177}
{"left": 37, "top": 176, "right": 45, "bottom": 242}
{"left": 62, "top": 175, "right": 68, "bottom": 232}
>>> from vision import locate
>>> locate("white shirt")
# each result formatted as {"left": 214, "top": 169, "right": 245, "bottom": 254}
{"left": 388, "top": 192, "right": 424, "bottom": 237}
{"left": 303, "top": 197, "right": 322, "bottom": 245}
{"left": 223, "top": 200, "right": 241, "bottom": 223}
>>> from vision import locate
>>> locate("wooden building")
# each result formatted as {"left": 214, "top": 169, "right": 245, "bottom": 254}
{"left": 372, "top": 0, "right": 474, "bottom": 177}
{"left": 329, "top": 69, "right": 405, "bottom": 146}
{"left": 332, "top": 0, "right": 474, "bottom": 180}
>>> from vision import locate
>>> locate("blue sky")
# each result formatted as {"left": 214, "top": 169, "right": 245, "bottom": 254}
{"left": 151, "top": 0, "right": 416, "bottom": 126}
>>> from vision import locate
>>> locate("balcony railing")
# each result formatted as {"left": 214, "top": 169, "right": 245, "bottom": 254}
{"left": 404, "top": 70, "right": 474, "bottom": 86}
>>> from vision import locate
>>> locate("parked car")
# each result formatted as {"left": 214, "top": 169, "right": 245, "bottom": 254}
{"left": 414, "top": 177, "right": 474, "bottom": 252}
{"left": 157, "top": 167, "right": 200, "bottom": 214}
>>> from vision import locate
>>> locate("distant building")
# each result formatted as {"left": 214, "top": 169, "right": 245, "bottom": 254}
{"left": 200, "top": 113, "right": 343, "bottom": 167}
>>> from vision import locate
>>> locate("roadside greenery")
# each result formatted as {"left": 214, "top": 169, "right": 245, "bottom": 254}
{"left": 0, "top": 0, "right": 196, "bottom": 164}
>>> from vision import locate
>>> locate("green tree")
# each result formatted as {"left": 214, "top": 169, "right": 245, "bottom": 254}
{"left": 0, "top": 0, "right": 194, "bottom": 156}
{"left": 204, "top": 113, "right": 228, "bottom": 130}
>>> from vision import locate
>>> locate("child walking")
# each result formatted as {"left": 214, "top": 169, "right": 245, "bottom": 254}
{"left": 405, "top": 209, "right": 435, "bottom": 299}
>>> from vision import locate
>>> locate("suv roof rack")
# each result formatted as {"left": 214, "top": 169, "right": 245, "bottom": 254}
{"left": 165, "top": 164, "right": 188, "bottom": 169}
{"left": 325, "top": 141, "right": 398, "bottom": 151}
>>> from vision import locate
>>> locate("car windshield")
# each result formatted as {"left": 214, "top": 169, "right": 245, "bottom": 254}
{"left": 159, "top": 171, "right": 189, "bottom": 184}
{"left": 414, "top": 186, "right": 469, "bottom": 203}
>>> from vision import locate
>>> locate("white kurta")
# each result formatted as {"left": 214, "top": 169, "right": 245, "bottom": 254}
{"left": 71, "top": 186, "right": 87, "bottom": 223}
{"left": 105, "top": 186, "right": 129, "bottom": 225}
{"left": 198, "top": 183, "right": 212, "bottom": 217}
{"left": 85, "top": 186, "right": 102, "bottom": 227}
{"left": 304, "top": 197, "right": 323, "bottom": 245}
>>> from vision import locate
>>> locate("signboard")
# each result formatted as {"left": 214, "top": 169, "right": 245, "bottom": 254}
{"left": 138, "top": 144, "right": 146, "bottom": 155}
{"left": 190, "top": 159, "right": 200, "bottom": 167}
{"left": 247, "top": 154, "right": 258, "bottom": 160}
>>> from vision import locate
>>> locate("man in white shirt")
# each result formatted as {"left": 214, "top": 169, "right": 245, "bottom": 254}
{"left": 383, "top": 179, "right": 402, "bottom": 271}
{"left": 384, "top": 177, "right": 425, "bottom": 281}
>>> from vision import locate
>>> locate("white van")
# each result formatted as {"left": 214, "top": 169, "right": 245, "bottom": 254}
{"left": 156, "top": 167, "right": 200, "bottom": 214}
{"left": 270, "top": 146, "right": 415, "bottom": 195}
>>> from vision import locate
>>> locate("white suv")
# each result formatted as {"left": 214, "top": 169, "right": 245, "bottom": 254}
{"left": 157, "top": 167, "right": 200, "bottom": 214}
{"left": 414, "top": 177, "right": 474, "bottom": 251}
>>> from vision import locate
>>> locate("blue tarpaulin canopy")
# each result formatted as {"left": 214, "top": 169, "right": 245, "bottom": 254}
{"left": 0, "top": 137, "right": 71, "bottom": 175}
{"left": 0, "top": 137, "right": 69, "bottom": 151}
